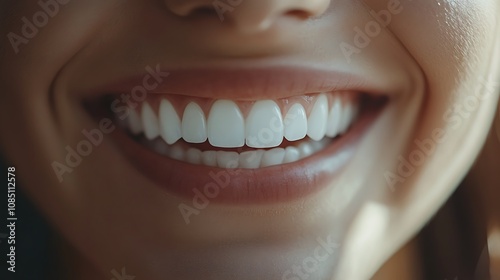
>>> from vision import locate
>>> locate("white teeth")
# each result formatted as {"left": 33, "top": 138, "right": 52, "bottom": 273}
{"left": 208, "top": 100, "right": 245, "bottom": 148}
{"left": 339, "top": 101, "right": 356, "bottom": 134}
{"left": 283, "top": 146, "right": 300, "bottom": 163}
{"left": 124, "top": 93, "right": 361, "bottom": 167}
{"left": 307, "top": 94, "right": 328, "bottom": 141}
{"left": 159, "top": 99, "right": 182, "bottom": 144}
{"left": 311, "top": 141, "right": 323, "bottom": 152}
{"left": 298, "top": 142, "right": 314, "bottom": 158}
{"left": 128, "top": 108, "right": 143, "bottom": 135}
{"left": 168, "top": 145, "right": 184, "bottom": 161}
{"left": 141, "top": 103, "right": 160, "bottom": 139}
{"left": 216, "top": 151, "right": 239, "bottom": 168}
{"left": 294, "top": 138, "right": 329, "bottom": 161}
{"left": 326, "top": 97, "right": 342, "bottom": 138}
{"left": 284, "top": 103, "right": 308, "bottom": 141}
{"left": 126, "top": 94, "right": 358, "bottom": 148}
{"left": 146, "top": 138, "right": 331, "bottom": 169}
{"left": 186, "top": 148, "right": 202, "bottom": 164}
{"left": 182, "top": 102, "right": 207, "bottom": 143}
{"left": 201, "top": 150, "right": 217, "bottom": 167}
{"left": 246, "top": 100, "right": 284, "bottom": 148}
{"left": 261, "top": 148, "right": 286, "bottom": 167}
{"left": 239, "top": 150, "right": 264, "bottom": 169}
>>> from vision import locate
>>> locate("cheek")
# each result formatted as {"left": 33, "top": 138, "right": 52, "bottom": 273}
{"left": 371, "top": 0, "right": 499, "bottom": 136}
{"left": 387, "top": 0, "right": 496, "bottom": 90}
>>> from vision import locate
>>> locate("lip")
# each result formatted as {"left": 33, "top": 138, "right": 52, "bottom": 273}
{"left": 109, "top": 102, "right": 384, "bottom": 204}
{"left": 83, "top": 66, "right": 390, "bottom": 204}
{"left": 83, "top": 65, "right": 395, "bottom": 101}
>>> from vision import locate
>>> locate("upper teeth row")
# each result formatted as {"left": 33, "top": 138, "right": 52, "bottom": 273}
{"left": 124, "top": 93, "right": 358, "bottom": 149}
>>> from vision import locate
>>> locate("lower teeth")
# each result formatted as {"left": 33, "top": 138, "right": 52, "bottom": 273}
{"left": 141, "top": 137, "right": 332, "bottom": 169}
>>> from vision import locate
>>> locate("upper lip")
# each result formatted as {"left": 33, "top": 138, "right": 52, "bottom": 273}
{"left": 85, "top": 65, "right": 393, "bottom": 100}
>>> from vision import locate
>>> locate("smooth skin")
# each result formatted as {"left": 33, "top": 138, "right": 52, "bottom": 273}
{"left": 0, "top": 0, "right": 499, "bottom": 279}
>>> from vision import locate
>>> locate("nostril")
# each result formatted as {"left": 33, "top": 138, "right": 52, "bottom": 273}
{"left": 191, "top": 6, "right": 218, "bottom": 17}
{"left": 285, "top": 9, "right": 313, "bottom": 20}
{"left": 165, "top": 2, "right": 218, "bottom": 18}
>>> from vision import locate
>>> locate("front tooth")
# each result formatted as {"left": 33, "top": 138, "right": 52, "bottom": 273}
{"left": 141, "top": 103, "right": 160, "bottom": 139}
{"left": 201, "top": 151, "right": 217, "bottom": 167}
{"left": 239, "top": 150, "right": 264, "bottom": 169}
{"left": 284, "top": 103, "right": 308, "bottom": 141}
{"left": 208, "top": 100, "right": 245, "bottom": 148}
{"left": 261, "top": 148, "right": 286, "bottom": 167}
{"left": 128, "top": 108, "right": 143, "bottom": 135}
{"left": 326, "top": 97, "right": 342, "bottom": 138}
{"left": 216, "top": 151, "right": 239, "bottom": 168}
{"left": 283, "top": 146, "right": 300, "bottom": 163}
{"left": 307, "top": 94, "right": 328, "bottom": 141}
{"left": 182, "top": 102, "right": 207, "bottom": 143}
{"left": 246, "top": 100, "right": 284, "bottom": 148}
{"left": 159, "top": 99, "right": 182, "bottom": 144}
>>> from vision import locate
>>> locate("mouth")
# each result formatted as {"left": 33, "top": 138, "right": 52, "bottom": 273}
{"left": 84, "top": 67, "right": 389, "bottom": 204}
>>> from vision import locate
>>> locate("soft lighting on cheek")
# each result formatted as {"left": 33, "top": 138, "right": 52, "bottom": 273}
{"left": 343, "top": 202, "right": 390, "bottom": 274}
{"left": 488, "top": 227, "right": 500, "bottom": 258}
{"left": 488, "top": 227, "right": 500, "bottom": 278}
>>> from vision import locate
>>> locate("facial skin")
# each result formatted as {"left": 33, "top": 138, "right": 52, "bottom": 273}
{"left": 1, "top": 0, "right": 499, "bottom": 279}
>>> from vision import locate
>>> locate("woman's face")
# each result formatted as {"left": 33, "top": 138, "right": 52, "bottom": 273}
{"left": 1, "top": 0, "right": 499, "bottom": 279}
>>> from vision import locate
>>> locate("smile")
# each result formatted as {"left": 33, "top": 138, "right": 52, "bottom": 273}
{"left": 123, "top": 91, "right": 360, "bottom": 168}
{"left": 85, "top": 66, "right": 389, "bottom": 204}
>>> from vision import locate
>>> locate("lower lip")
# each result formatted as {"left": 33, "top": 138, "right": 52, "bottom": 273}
{"left": 111, "top": 104, "right": 385, "bottom": 205}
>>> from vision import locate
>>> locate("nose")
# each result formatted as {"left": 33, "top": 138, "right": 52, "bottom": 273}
{"left": 163, "top": 0, "right": 331, "bottom": 33}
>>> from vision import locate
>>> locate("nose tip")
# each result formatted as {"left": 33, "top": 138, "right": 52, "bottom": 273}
{"left": 164, "top": 0, "right": 331, "bottom": 33}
